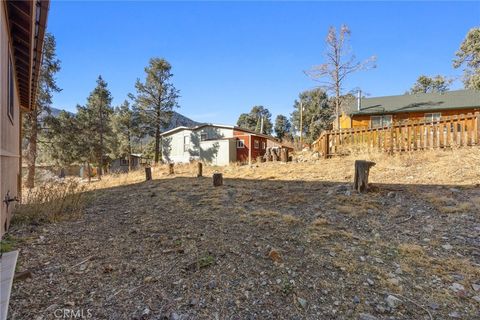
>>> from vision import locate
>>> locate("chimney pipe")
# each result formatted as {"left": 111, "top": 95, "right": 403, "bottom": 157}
{"left": 357, "top": 90, "right": 362, "bottom": 111}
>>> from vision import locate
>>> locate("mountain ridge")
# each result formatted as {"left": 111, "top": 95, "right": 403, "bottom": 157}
{"left": 45, "top": 107, "right": 201, "bottom": 131}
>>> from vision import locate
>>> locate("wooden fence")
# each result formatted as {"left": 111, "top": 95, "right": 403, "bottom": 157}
{"left": 313, "top": 112, "right": 480, "bottom": 158}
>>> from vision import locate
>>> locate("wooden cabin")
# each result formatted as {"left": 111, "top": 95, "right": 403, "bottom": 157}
{"left": 1, "top": 0, "right": 49, "bottom": 237}
{"left": 339, "top": 89, "right": 480, "bottom": 129}
{"left": 110, "top": 154, "right": 149, "bottom": 173}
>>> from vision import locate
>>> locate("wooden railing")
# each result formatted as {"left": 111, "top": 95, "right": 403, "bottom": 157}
{"left": 313, "top": 112, "right": 480, "bottom": 158}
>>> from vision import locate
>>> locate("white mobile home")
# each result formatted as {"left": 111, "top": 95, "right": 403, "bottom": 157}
{"left": 161, "top": 124, "right": 237, "bottom": 166}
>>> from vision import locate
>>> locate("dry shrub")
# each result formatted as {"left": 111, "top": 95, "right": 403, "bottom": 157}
{"left": 423, "top": 193, "right": 473, "bottom": 214}
{"left": 92, "top": 168, "right": 146, "bottom": 190}
{"left": 398, "top": 243, "right": 425, "bottom": 256}
{"left": 311, "top": 217, "right": 329, "bottom": 226}
{"left": 251, "top": 209, "right": 281, "bottom": 218}
{"left": 309, "top": 218, "right": 352, "bottom": 240}
{"left": 281, "top": 214, "right": 301, "bottom": 224}
{"left": 398, "top": 243, "right": 480, "bottom": 281}
{"left": 14, "top": 178, "right": 86, "bottom": 225}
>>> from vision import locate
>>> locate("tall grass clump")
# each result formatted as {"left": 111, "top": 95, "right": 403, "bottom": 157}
{"left": 14, "top": 178, "right": 87, "bottom": 225}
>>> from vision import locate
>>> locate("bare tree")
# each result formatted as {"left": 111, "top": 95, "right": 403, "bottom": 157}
{"left": 305, "top": 25, "right": 376, "bottom": 129}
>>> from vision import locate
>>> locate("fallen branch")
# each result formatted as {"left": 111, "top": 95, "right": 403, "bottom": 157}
{"left": 385, "top": 214, "right": 414, "bottom": 230}
{"left": 69, "top": 255, "right": 94, "bottom": 270}
{"left": 107, "top": 288, "right": 124, "bottom": 301}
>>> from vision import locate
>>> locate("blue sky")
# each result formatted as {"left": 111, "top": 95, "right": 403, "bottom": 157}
{"left": 49, "top": 1, "right": 479, "bottom": 124}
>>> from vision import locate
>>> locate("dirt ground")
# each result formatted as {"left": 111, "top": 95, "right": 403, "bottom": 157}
{"left": 7, "top": 148, "right": 480, "bottom": 319}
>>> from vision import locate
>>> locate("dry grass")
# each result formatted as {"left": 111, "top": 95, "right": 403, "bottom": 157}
{"left": 423, "top": 192, "right": 474, "bottom": 214}
{"left": 311, "top": 217, "right": 329, "bottom": 226}
{"left": 14, "top": 178, "right": 86, "bottom": 225}
{"left": 308, "top": 218, "right": 353, "bottom": 240}
{"left": 11, "top": 147, "right": 480, "bottom": 319}
{"left": 82, "top": 147, "right": 480, "bottom": 192}
{"left": 251, "top": 209, "right": 281, "bottom": 218}
{"left": 399, "top": 242, "right": 480, "bottom": 282}
{"left": 281, "top": 214, "right": 301, "bottom": 224}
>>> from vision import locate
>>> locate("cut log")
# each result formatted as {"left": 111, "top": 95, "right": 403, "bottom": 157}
{"left": 197, "top": 162, "right": 203, "bottom": 177}
{"left": 213, "top": 173, "right": 223, "bottom": 187}
{"left": 169, "top": 163, "right": 174, "bottom": 175}
{"left": 353, "top": 160, "right": 376, "bottom": 192}
{"left": 145, "top": 167, "right": 152, "bottom": 181}
{"left": 280, "top": 148, "right": 288, "bottom": 162}
{"left": 265, "top": 148, "right": 272, "bottom": 161}
{"left": 272, "top": 149, "right": 279, "bottom": 161}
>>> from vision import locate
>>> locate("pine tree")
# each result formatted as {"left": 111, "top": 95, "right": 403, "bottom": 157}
{"left": 454, "top": 27, "right": 480, "bottom": 90}
{"left": 112, "top": 100, "right": 141, "bottom": 171}
{"left": 23, "top": 33, "right": 61, "bottom": 188}
{"left": 274, "top": 115, "right": 291, "bottom": 140}
{"left": 291, "top": 88, "right": 333, "bottom": 143}
{"left": 409, "top": 75, "right": 451, "bottom": 94}
{"left": 77, "top": 76, "right": 114, "bottom": 178}
{"left": 43, "top": 110, "right": 82, "bottom": 167}
{"left": 236, "top": 106, "right": 273, "bottom": 134}
{"left": 130, "top": 58, "right": 179, "bottom": 164}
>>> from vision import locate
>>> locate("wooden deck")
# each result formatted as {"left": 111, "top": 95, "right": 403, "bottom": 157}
{"left": 313, "top": 112, "right": 480, "bottom": 157}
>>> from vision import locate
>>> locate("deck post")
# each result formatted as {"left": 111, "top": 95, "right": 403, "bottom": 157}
{"left": 323, "top": 133, "right": 329, "bottom": 159}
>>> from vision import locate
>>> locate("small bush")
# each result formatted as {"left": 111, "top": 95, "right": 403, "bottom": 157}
{"left": 13, "top": 178, "right": 86, "bottom": 225}
{"left": 198, "top": 254, "right": 215, "bottom": 268}
{"left": 0, "top": 234, "right": 15, "bottom": 253}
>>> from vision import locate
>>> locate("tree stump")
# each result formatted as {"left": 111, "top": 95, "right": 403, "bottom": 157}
{"left": 168, "top": 163, "right": 174, "bottom": 175}
{"left": 353, "top": 160, "right": 376, "bottom": 192}
{"left": 197, "top": 162, "right": 203, "bottom": 177}
{"left": 272, "top": 149, "right": 279, "bottom": 161}
{"left": 280, "top": 148, "right": 288, "bottom": 162}
{"left": 145, "top": 167, "right": 152, "bottom": 181}
{"left": 213, "top": 173, "right": 223, "bottom": 187}
{"left": 265, "top": 148, "right": 272, "bottom": 162}
{"left": 256, "top": 156, "right": 264, "bottom": 163}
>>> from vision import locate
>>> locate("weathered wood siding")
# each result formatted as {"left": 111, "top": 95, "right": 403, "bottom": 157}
{"left": 340, "top": 108, "right": 480, "bottom": 129}
{"left": 233, "top": 130, "right": 267, "bottom": 163}
{"left": 1, "top": 2, "right": 21, "bottom": 237}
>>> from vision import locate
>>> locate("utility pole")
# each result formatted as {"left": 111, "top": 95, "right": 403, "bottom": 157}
{"left": 299, "top": 100, "right": 303, "bottom": 146}
{"left": 260, "top": 116, "right": 264, "bottom": 134}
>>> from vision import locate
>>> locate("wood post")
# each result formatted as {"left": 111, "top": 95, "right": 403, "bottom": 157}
{"left": 213, "top": 173, "right": 223, "bottom": 187}
{"left": 353, "top": 160, "right": 376, "bottom": 193}
{"left": 271, "top": 148, "right": 279, "bottom": 161}
{"left": 280, "top": 148, "right": 288, "bottom": 162}
{"left": 248, "top": 135, "right": 252, "bottom": 166}
{"left": 145, "top": 167, "right": 152, "bottom": 181}
{"left": 265, "top": 148, "right": 272, "bottom": 161}
{"left": 169, "top": 163, "right": 174, "bottom": 175}
{"left": 323, "top": 134, "right": 329, "bottom": 159}
{"left": 197, "top": 162, "right": 203, "bottom": 177}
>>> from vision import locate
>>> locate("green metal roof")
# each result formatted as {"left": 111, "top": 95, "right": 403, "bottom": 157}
{"left": 345, "top": 89, "right": 480, "bottom": 116}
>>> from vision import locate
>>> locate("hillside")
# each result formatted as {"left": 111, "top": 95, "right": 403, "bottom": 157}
{"left": 43, "top": 107, "right": 201, "bottom": 131}
{"left": 8, "top": 148, "right": 480, "bottom": 319}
